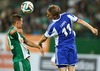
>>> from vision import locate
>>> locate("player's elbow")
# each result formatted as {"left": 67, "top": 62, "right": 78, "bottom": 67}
{"left": 77, "top": 19, "right": 83, "bottom": 23}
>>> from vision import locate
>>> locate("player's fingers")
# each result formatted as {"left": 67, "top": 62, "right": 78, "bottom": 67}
{"left": 96, "top": 30, "right": 98, "bottom": 35}
{"left": 95, "top": 29, "right": 98, "bottom": 35}
{"left": 41, "top": 49, "right": 44, "bottom": 56}
{"left": 40, "top": 47, "right": 44, "bottom": 56}
{"left": 39, "top": 44, "right": 42, "bottom": 48}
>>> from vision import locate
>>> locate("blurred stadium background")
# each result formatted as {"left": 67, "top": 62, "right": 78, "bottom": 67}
{"left": 0, "top": 0, "right": 100, "bottom": 71}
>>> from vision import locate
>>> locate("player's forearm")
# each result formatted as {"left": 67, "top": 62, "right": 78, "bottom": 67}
{"left": 25, "top": 39, "right": 39, "bottom": 48}
{"left": 77, "top": 19, "right": 94, "bottom": 31}
{"left": 39, "top": 36, "right": 47, "bottom": 45}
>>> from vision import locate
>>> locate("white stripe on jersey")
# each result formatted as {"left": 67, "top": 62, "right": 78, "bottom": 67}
{"left": 53, "top": 28, "right": 59, "bottom": 46}
{"left": 19, "top": 61, "right": 24, "bottom": 71}
{"left": 67, "top": 14, "right": 78, "bottom": 22}
{"left": 18, "top": 33, "right": 30, "bottom": 59}
{"left": 44, "top": 22, "right": 55, "bottom": 37}
{"left": 20, "top": 43, "right": 30, "bottom": 59}
{"left": 56, "top": 47, "right": 59, "bottom": 65}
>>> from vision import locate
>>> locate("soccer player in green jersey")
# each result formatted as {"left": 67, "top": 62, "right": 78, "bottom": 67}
{"left": 7, "top": 14, "right": 43, "bottom": 71}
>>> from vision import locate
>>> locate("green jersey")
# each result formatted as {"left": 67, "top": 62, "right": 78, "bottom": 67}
{"left": 7, "top": 27, "right": 30, "bottom": 62}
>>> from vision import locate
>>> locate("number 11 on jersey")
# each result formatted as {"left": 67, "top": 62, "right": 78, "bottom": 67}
{"left": 62, "top": 23, "right": 71, "bottom": 37}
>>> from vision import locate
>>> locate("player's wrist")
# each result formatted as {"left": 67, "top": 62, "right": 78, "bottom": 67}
{"left": 39, "top": 42, "right": 42, "bottom": 47}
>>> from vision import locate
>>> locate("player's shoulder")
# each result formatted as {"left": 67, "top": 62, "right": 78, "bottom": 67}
{"left": 65, "top": 12, "right": 78, "bottom": 21}
{"left": 60, "top": 12, "right": 71, "bottom": 15}
{"left": 61, "top": 12, "right": 74, "bottom": 16}
{"left": 8, "top": 27, "right": 14, "bottom": 33}
{"left": 7, "top": 27, "right": 17, "bottom": 35}
{"left": 60, "top": 12, "right": 73, "bottom": 19}
{"left": 47, "top": 22, "right": 55, "bottom": 30}
{"left": 9, "top": 27, "right": 15, "bottom": 31}
{"left": 59, "top": 12, "right": 66, "bottom": 17}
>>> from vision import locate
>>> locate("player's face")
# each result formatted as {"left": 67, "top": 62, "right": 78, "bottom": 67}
{"left": 17, "top": 18, "right": 23, "bottom": 29}
{"left": 47, "top": 11, "right": 53, "bottom": 20}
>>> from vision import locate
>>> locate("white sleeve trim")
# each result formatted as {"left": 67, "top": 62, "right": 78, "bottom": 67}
{"left": 67, "top": 14, "right": 78, "bottom": 22}
{"left": 44, "top": 31, "right": 50, "bottom": 37}
{"left": 44, "top": 28, "right": 58, "bottom": 38}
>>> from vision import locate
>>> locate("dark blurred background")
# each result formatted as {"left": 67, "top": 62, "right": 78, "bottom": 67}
{"left": 0, "top": 0, "right": 100, "bottom": 54}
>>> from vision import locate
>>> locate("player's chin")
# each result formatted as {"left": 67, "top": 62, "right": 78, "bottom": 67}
{"left": 18, "top": 27, "right": 22, "bottom": 29}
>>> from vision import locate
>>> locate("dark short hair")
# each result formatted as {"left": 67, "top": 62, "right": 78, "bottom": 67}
{"left": 48, "top": 5, "right": 61, "bottom": 16}
{"left": 10, "top": 14, "right": 22, "bottom": 24}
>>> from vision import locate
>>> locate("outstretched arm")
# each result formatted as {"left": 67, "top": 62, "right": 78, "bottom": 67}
{"left": 38, "top": 35, "right": 48, "bottom": 47}
{"left": 16, "top": 28, "right": 40, "bottom": 48}
{"left": 24, "top": 38, "right": 40, "bottom": 49}
{"left": 77, "top": 19, "right": 98, "bottom": 35}
{"left": 24, "top": 38, "right": 44, "bottom": 56}
{"left": 38, "top": 35, "right": 48, "bottom": 56}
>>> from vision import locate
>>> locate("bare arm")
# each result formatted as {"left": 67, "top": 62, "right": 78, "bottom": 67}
{"left": 37, "top": 36, "right": 48, "bottom": 56}
{"left": 17, "top": 29, "right": 41, "bottom": 49}
{"left": 77, "top": 19, "right": 98, "bottom": 35}
{"left": 38, "top": 35, "right": 48, "bottom": 47}
{"left": 24, "top": 38, "right": 40, "bottom": 49}
{"left": 17, "top": 28, "right": 40, "bottom": 49}
{"left": 24, "top": 37, "right": 44, "bottom": 56}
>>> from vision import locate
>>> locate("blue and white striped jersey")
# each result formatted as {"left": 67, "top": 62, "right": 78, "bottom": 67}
{"left": 44, "top": 12, "right": 78, "bottom": 46}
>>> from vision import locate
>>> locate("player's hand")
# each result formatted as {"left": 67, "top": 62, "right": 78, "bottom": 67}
{"left": 92, "top": 28, "right": 98, "bottom": 35}
{"left": 38, "top": 43, "right": 42, "bottom": 47}
{"left": 38, "top": 43, "right": 44, "bottom": 56}
{"left": 40, "top": 46, "right": 44, "bottom": 57}
{"left": 38, "top": 46, "right": 44, "bottom": 56}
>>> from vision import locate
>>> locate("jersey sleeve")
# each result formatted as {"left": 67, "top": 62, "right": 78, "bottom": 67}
{"left": 67, "top": 13, "right": 78, "bottom": 22}
{"left": 44, "top": 24, "right": 58, "bottom": 37}
{"left": 9, "top": 28, "right": 19, "bottom": 40}
{"left": 44, "top": 24, "right": 53, "bottom": 37}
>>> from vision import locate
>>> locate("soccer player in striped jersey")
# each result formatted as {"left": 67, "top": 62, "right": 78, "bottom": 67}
{"left": 39, "top": 5, "right": 98, "bottom": 71}
{"left": 7, "top": 14, "right": 43, "bottom": 71}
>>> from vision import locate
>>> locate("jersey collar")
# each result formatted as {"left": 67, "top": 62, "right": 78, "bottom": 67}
{"left": 52, "top": 14, "right": 61, "bottom": 22}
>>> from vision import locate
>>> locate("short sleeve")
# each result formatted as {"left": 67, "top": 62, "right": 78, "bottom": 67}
{"left": 67, "top": 13, "right": 78, "bottom": 22}
{"left": 44, "top": 24, "right": 53, "bottom": 37}
{"left": 44, "top": 24, "right": 58, "bottom": 38}
{"left": 9, "top": 28, "right": 18, "bottom": 40}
